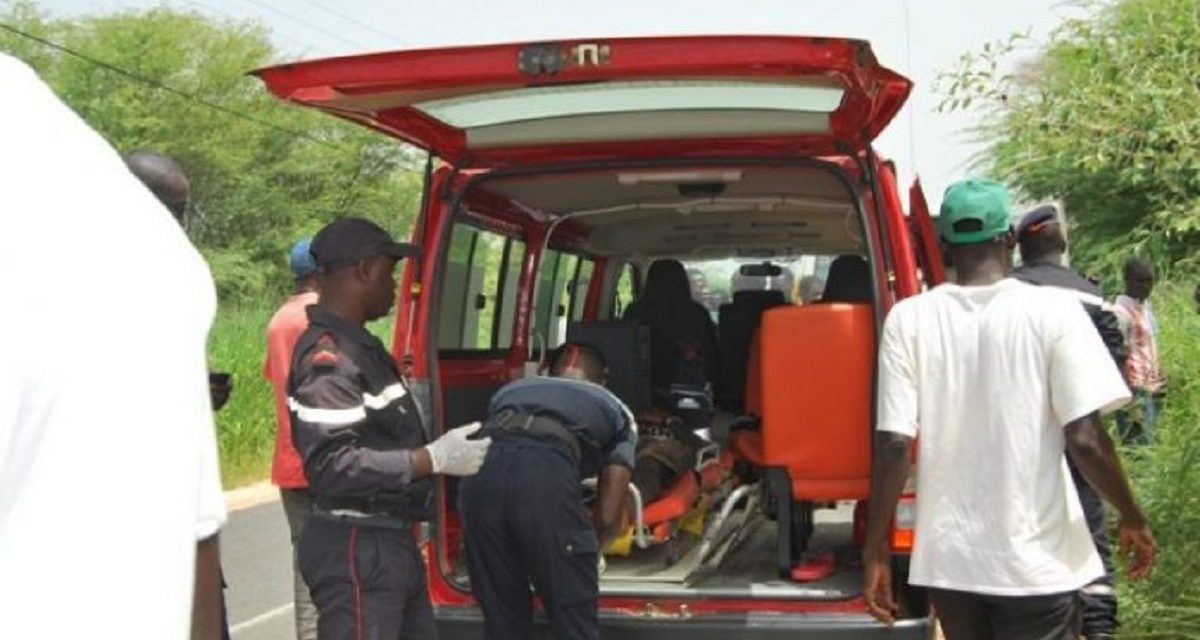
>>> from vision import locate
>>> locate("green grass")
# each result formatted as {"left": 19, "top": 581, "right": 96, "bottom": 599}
{"left": 208, "top": 304, "right": 276, "bottom": 488}
{"left": 208, "top": 302, "right": 396, "bottom": 488}
{"left": 1117, "top": 281, "right": 1200, "bottom": 638}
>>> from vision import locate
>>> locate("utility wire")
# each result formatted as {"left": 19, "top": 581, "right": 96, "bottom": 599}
{"left": 0, "top": 21, "right": 340, "bottom": 149}
{"left": 174, "top": 0, "right": 325, "bottom": 60}
{"left": 236, "top": 0, "right": 366, "bottom": 50}
{"left": 294, "top": 0, "right": 408, "bottom": 47}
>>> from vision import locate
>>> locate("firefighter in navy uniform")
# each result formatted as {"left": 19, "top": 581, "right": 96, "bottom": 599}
{"left": 289, "top": 217, "right": 492, "bottom": 640}
{"left": 459, "top": 343, "right": 636, "bottom": 640}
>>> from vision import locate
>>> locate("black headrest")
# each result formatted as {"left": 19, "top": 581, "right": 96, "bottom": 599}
{"left": 731, "top": 290, "right": 786, "bottom": 307}
{"left": 822, "top": 256, "right": 872, "bottom": 303}
{"left": 644, "top": 259, "right": 692, "bottom": 302}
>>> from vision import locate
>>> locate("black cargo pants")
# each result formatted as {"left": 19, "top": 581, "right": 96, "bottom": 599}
{"left": 931, "top": 588, "right": 1082, "bottom": 640}
{"left": 298, "top": 514, "right": 437, "bottom": 640}
{"left": 459, "top": 436, "right": 600, "bottom": 640}
{"left": 1068, "top": 454, "right": 1118, "bottom": 638}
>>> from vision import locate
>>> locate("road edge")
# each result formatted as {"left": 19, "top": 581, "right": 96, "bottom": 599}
{"left": 225, "top": 481, "right": 280, "bottom": 512}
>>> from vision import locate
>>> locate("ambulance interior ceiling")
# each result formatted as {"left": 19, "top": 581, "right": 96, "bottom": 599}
{"left": 472, "top": 166, "right": 866, "bottom": 259}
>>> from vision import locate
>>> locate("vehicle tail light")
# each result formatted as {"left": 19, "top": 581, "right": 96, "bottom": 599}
{"left": 890, "top": 461, "right": 917, "bottom": 552}
{"left": 890, "top": 495, "right": 916, "bottom": 552}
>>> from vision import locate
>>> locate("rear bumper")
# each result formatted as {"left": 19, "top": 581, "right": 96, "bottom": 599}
{"left": 435, "top": 607, "right": 932, "bottom": 639}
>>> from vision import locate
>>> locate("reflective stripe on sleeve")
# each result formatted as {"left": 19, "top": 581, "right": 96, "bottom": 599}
{"left": 362, "top": 382, "right": 408, "bottom": 409}
{"left": 288, "top": 398, "right": 367, "bottom": 425}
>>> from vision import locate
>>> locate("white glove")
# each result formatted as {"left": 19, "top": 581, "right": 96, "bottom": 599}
{"left": 425, "top": 422, "right": 491, "bottom": 476}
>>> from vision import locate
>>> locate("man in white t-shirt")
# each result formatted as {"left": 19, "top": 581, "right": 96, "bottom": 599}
{"left": 0, "top": 54, "right": 226, "bottom": 638}
{"left": 862, "top": 179, "right": 1156, "bottom": 639}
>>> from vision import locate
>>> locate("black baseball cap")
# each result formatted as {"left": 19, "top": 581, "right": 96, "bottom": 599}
{"left": 310, "top": 217, "right": 420, "bottom": 271}
{"left": 1015, "top": 203, "right": 1060, "bottom": 240}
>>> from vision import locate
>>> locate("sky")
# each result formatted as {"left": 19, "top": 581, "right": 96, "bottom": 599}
{"left": 34, "top": 0, "right": 1080, "bottom": 211}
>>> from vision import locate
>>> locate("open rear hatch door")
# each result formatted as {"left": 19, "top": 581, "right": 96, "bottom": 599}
{"left": 254, "top": 35, "right": 911, "bottom": 167}
{"left": 909, "top": 178, "right": 945, "bottom": 286}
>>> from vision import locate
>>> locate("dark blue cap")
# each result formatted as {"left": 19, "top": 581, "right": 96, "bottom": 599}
{"left": 1016, "top": 203, "right": 1060, "bottom": 239}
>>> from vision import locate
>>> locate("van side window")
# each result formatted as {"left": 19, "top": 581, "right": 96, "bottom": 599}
{"left": 612, "top": 263, "right": 638, "bottom": 318}
{"left": 532, "top": 249, "right": 594, "bottom": 350}
{"left": 438, "top": 223, "right": 526, "bottom": 353}
{"left": 570, "top": 259, "right": 595, "bottom": 321}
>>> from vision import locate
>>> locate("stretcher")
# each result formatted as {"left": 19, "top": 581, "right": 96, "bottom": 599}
{"left": 596, "top": 441, "right": 762, "bottom": 581}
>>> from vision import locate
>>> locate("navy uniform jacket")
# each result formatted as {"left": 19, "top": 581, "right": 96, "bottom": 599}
{"left": 1011, "top": 261, "right": 1126, "bottom": 367}
{"left": 489, "top": 377, "right": 637, "bottom": 478}
{"left": 287, "top": 306, "right": 430, "bottom": 515}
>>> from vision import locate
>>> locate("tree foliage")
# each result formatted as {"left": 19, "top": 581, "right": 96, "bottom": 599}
{"left": 938, "top": 0, "right": 1200, "bottom": 278}
{"left": 941, "top": 4, "right": 1200, "bottom": 635}
{"left": 0, "top": 1, "right": 423, "bottom": 303}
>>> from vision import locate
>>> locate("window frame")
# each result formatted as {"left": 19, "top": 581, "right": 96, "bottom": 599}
{"left": 437, "top": 221, "right": 528, "bottom": 359}
{"left": 529, "top": 246, "right": 597, "bottom": 357}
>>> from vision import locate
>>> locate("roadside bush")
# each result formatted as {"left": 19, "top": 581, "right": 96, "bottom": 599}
{"left": 938, "top": 0, "right": 1200, "bottom": 277}
{"left": 1117, "top": 281, "right": 1200, "bottom": 638}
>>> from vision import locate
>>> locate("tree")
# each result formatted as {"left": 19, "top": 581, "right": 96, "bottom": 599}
{"left": 0, "top": 1, "right": 423, "bottom": 302}
{"left": 938, "top": 0, "right": 1200, "bottom": 277}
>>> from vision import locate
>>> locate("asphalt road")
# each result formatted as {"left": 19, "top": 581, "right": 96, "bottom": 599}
{"left": 223, "top": 498, "right": 297, "bottom": 640}
{"left": 220, "top": 497, "right": 903, "bottom": 640}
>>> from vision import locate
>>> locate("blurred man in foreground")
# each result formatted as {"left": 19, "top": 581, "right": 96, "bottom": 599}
{"left": 0, "top": 54, "right": 225, "bottom": 638}
{"left": 126, "top": 147, "right": 232, "bottom": 639}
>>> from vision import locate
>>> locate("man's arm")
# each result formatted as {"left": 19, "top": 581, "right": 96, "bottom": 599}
{"left": 862, "top": 431, "right": 912, "bottom": 626}
{"left": 1049, "top": 299, "right": 1154, "bottom": 577}
{"left": 208, "top": 372, "right": 232, "bottom": 412}
{"left": 191, "top": 534, "right": 221, "bottom": 640}
{"left": 1065, "top": 412, "right": 1156, "bottom": 578}
{"left": 291, "top": 345, "right": 489, "bottom": 485}
{"left": 291, "top": 349, "right": 429, "bottom": 495}
{"left": 863, "top": 432, "right": 913, "bottom": 559}
{"left": 595, "top": 402, "right": 638, "bottom": 547}
{"left": 593, "top": 463, "right": 633, "bottom": 547}
{"left": 863, "top": 305, "right": 918, "bottom": 626}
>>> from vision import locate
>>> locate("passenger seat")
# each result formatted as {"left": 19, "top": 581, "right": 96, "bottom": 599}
{"left": 566, "top": 321, "right": 653, "bottom": 413}
{"left": 821, "top": 255, "right": 872, "bottom": 303}
{"left": 757, "top": 302, "right": 875, "bottom": 577}
{"left": 716, "top": 290, "right": 785, "bottom": 413}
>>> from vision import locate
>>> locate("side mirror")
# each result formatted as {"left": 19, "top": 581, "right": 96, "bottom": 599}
{"left": 474, "top": 293, "right": 487, "bottom": 311}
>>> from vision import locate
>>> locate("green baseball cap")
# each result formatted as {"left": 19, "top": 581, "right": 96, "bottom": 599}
{"left": 938, "top": 179, "right": 1013, "bottom": 244}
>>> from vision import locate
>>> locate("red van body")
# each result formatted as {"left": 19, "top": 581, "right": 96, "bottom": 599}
{"left": 258, "top": 35, "right": 944, "bottom": 638}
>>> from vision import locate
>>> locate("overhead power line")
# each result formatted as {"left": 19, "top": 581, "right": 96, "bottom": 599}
{"left": 294, "top": 0, "right": 408, "bottom": 47}
{"left": 174, "top": 0, "right": 326, "bottom": 60}
{"left": 236, "top": 0, "right": 366, "bottom": 51}
{"left": 0, "top": 21, "right": 339, "bottom": 149}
